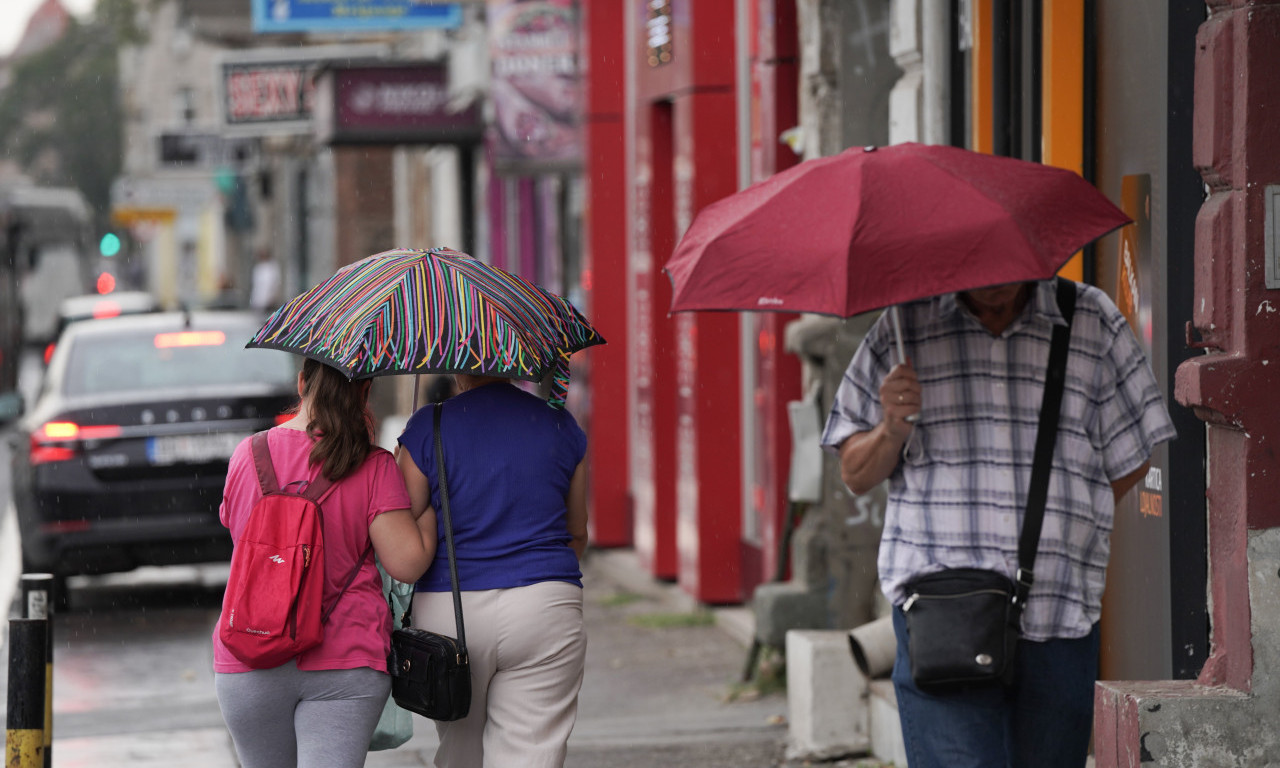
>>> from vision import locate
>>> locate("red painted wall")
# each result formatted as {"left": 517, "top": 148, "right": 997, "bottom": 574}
{"left": 630, "top": 0, "right": 744, "bottom": 601}
{"left": 673, "top": 87, "right": 743, "bottom": 603}
{"left": 582, "top": 2, "right": 632, "bottom": 548}
{"left": 631, "top": 100, "right": 680, "bottom": 578}
{"left": 1175, "top": 3, "right": 1280, "bottom": 693}
{"left": 743, "top": 0, "right": 801, "bottom": 588}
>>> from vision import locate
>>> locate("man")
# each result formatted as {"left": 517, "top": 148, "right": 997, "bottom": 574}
{"left": 249, "top": 247, "right": 282, "bottom": 314}
{"left": 821, "top": 279, "right": 1176, "bottom": 768}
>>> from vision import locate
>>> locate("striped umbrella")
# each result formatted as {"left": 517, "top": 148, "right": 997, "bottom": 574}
{"left": 248, "top": 247, "right": 605, "bottom": 408}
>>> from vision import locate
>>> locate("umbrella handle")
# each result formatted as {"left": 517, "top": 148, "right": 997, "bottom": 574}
{"left": 889, "top": 306, "right": 908, "bottom": 366}
{"left": 889, "top": 306, "right": 919, "bottom": 425}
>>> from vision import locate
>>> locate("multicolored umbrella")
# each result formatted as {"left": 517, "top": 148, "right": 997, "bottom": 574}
{"left": 248, "top": 247, "right": 605, "bottom": 408}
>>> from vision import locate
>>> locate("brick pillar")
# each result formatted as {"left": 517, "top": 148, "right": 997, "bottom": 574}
{"left": 1094, "top": 3, "right": 1280, "bottom": 764}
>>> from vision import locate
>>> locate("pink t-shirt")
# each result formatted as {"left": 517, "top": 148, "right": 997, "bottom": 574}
{"left": 212, "top": 427, "right": 411, "bottom": 674}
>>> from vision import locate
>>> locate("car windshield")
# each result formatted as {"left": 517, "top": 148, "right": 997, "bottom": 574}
{"left": 63, "top": 327, "right": 296, "bottom": 397}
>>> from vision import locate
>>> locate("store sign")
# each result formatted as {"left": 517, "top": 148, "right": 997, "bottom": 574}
{"left": 217, "top": 46, "right": 388, "bottom": 135}
{"left": 487, "top": 0, "right": 583, "bottom": 172}
{"left": 313, "top": 64, "right": 483, "bottom": 144}
{"left": 251, "top": 0, "right": 462, "bottom": 33}
{"left": 646, "top": 0, "right": 673, "bottom": 66}
{"left": 110, "top": 177, "right": 219, "bottom": 226}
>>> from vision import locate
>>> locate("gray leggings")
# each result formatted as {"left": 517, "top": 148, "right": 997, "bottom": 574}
{"left": 215, "top": 661, "right": 390, "bottom": 768}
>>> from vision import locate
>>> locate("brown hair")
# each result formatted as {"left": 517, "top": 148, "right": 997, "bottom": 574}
{"left": 299, "top": 358, "right": 374, "bottom": 481}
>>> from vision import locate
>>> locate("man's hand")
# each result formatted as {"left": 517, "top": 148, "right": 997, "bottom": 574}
{"left": 839, "top": 362, "right": 922, "bottom": 495}
{"left": 880, "top": 362, "right": 922, "bottom": 439}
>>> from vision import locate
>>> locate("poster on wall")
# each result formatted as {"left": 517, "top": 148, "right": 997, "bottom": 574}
{"left": 487, "top": 0, "right": 583, "bottom": 172}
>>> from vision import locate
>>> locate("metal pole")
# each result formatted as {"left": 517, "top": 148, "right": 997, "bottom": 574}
{"left": 21, "top": 574, "right": 54, "bottom": 768}
{"left": 6, "top": 619, "right": 48, "bottom": 768}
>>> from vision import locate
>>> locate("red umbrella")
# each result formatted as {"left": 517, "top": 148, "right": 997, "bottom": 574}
{"left": 664, "top": 142, "right": 1131, "bottom": 320}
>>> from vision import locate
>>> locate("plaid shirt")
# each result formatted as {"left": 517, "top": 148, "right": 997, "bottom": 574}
{"left": 821, "top": 280, "right": 1176, "bottom": 641}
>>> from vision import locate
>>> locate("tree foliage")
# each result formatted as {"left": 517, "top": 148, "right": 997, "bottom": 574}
{"left": 0, "top": 0, "right": 145, "bottom": 229}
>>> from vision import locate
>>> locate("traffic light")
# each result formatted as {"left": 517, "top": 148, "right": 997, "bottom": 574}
{"left": 99, "top": 232, "right": 122, "bottom": 257}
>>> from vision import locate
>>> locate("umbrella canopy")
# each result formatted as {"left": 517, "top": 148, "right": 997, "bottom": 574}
{"left": 665, "top": 142, "right": 1132, "bottom": 318}
{"left": 248, "top": 247, "right": 605, "bottom": 407}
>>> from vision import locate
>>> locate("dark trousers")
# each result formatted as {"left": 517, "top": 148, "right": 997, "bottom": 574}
{"left": 891, "top": 606, "right": 1100, "bottom": 768}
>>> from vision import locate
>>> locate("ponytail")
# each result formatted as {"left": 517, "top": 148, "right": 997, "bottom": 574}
{"left": 299, "top": 358, "right": 373, "bottom": 480}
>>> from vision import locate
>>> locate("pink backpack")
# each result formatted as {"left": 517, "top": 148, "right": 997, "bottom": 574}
{"left": 218, "top": 432, "right": 365, "bottom": 669}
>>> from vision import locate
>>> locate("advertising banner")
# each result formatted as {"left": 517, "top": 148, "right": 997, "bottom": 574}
{"left": 251, "top": 0, "right": 462, "bottom": 33}
{"left": 487, "top": 0, "right": 583, "bottom": 172}
{"left": 313, "top": 63, "right": 484, "bottom": 144}
{"left": 217, "top": 45, "right": 388, "bottom": 135}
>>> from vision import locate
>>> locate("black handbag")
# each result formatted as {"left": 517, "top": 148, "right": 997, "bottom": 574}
{"left": 388, "top": 404, "right": 472, "bottom": 721}
{"left": 902, "top": 278, "right": 1077, "bottom": 691}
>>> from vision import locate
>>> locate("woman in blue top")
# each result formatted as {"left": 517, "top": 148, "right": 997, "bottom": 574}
{"left": 397, "top": 373, "right": 588, "bottom": 768}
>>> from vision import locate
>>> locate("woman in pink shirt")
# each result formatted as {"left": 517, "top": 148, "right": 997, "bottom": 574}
{"left": 213, "top": 359, "right": 437, "bottom": 767}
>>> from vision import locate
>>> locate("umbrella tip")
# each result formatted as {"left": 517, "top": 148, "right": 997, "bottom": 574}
{"left": 863, "top": 145, "right": 878, "bottom": 153}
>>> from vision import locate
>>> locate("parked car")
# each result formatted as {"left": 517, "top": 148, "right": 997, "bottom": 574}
{"left": 9, "top": 311, "right": 299, "bottom": 606}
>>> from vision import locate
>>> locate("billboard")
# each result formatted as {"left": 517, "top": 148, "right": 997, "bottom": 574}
{"left": 251, "top": 0, "right": 462, "bottom": 33}
{"left": 217, "top": 45, "right": 388, "bottom": 135}
{"left": 487, "top": 0, "right": 583, "bottom": 172}
{"left": 313, "top": 63, "right": 484, "bottom": 144}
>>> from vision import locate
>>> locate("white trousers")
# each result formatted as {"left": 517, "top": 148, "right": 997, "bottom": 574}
{"left": 413, "top": 580, "right": 587, "bottom": 768}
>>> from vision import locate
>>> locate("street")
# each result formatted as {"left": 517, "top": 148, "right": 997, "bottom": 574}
{"left": 0, "top": 425, "right": 798, "bottom": 767}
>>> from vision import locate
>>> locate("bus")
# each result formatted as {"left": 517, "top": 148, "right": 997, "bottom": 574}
{"left": 0, "top": 185, "right": 93, "bottom": 422}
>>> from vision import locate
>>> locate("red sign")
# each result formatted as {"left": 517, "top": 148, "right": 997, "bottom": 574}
{"left": 223, "top": 62, "right": 316, "bottom": 125}
{"left": 314, "top": 64, "right": 483, "bottom": 144}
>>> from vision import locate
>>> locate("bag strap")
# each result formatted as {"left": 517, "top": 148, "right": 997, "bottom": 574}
{"left": 250, "top": 430, "right": 336, "bottom": 502}
{"left": 323, "top": 543, "right": 372, "bottom": 625}
{"left": 250, "top": 431, "right": 280, "bottom": 496}
{"left": 1014, "top": 277, "right": 1077, "bottom": 610}
{"left": 432, "top": 403, "right": 467, "bottom": 650}
{"left": 249, "top": 430, "right": 365, "bottom": 626}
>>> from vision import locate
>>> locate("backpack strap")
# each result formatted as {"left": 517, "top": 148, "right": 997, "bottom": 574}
{"left": 251, "top": 430, "right": 369, "bottom": 625}
{"left": 250, "top": 431, "right": 281, "bottom": 496}
{"left": 253, "top": 430, "right": 337, "bottom": 501}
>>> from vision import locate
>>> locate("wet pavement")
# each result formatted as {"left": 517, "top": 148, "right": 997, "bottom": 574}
{"left": 0, "top": 517, "right": 797, "bottom": 767}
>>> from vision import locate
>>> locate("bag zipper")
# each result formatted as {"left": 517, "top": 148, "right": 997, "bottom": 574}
{"left": 903, "top": 588, "right": 1010, "bottom": 612}
{"left": 287, "top": 545, "right": 312, "bottom": 641}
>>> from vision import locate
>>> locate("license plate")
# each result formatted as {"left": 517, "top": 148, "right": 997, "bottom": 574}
{"left": 147, "top": 433, "right": 246, "bottom": 465}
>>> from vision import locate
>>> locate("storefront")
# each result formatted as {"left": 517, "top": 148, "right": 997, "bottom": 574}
{"left": 960, "top": 0, "right": 1208, "bottom": 682}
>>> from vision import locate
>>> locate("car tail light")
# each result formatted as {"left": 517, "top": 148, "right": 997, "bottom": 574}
{"left": 275, "top": 413, "right": 293, "bottom": 425}
{"left": 30, "top": 421, "right": 123, "bottom": 466}
{"left": 43, "top": 342, "right": 56, "bottom": 365}
{"left": 40, "top": 520, "right": 92, "bottom": 534}
{"left": 154, "top": 331, "right": 226, "bottom": 348}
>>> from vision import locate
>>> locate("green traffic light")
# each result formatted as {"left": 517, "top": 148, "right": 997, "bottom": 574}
{"left": 99, "top": 233, "right": 122, "bottom": 257}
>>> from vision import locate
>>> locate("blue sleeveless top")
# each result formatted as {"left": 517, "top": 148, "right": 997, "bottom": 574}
{"left": 398, "top": 382, "right": 586, "bottom": 591}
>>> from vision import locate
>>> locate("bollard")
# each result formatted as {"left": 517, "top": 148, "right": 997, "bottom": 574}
{"left": 20, "top": 574, "right": 54, "bottom": 768}
{"left": 6, "top": 618, "right": 48, "bottom": 768}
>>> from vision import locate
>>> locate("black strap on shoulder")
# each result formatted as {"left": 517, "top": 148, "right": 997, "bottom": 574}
{"left": 433, "top": 403, "right": 467, "bottom": 649}
{"left": 1014, "top": 277, "right": 1077, "bottom": 610}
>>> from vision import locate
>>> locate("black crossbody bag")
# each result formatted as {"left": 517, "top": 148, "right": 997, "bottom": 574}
{"left": 387, "top": 404, "right": 472, "bottom": 721}
{"left": 902, "top": 278, "right": 1077, "bottom": 691}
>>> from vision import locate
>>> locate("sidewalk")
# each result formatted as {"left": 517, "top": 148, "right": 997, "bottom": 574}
{"left": 25, "top": 541, "right": 791, "bottom": 768}
{"left": 371, "top": 547, "right": 790, "bottom": 767}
